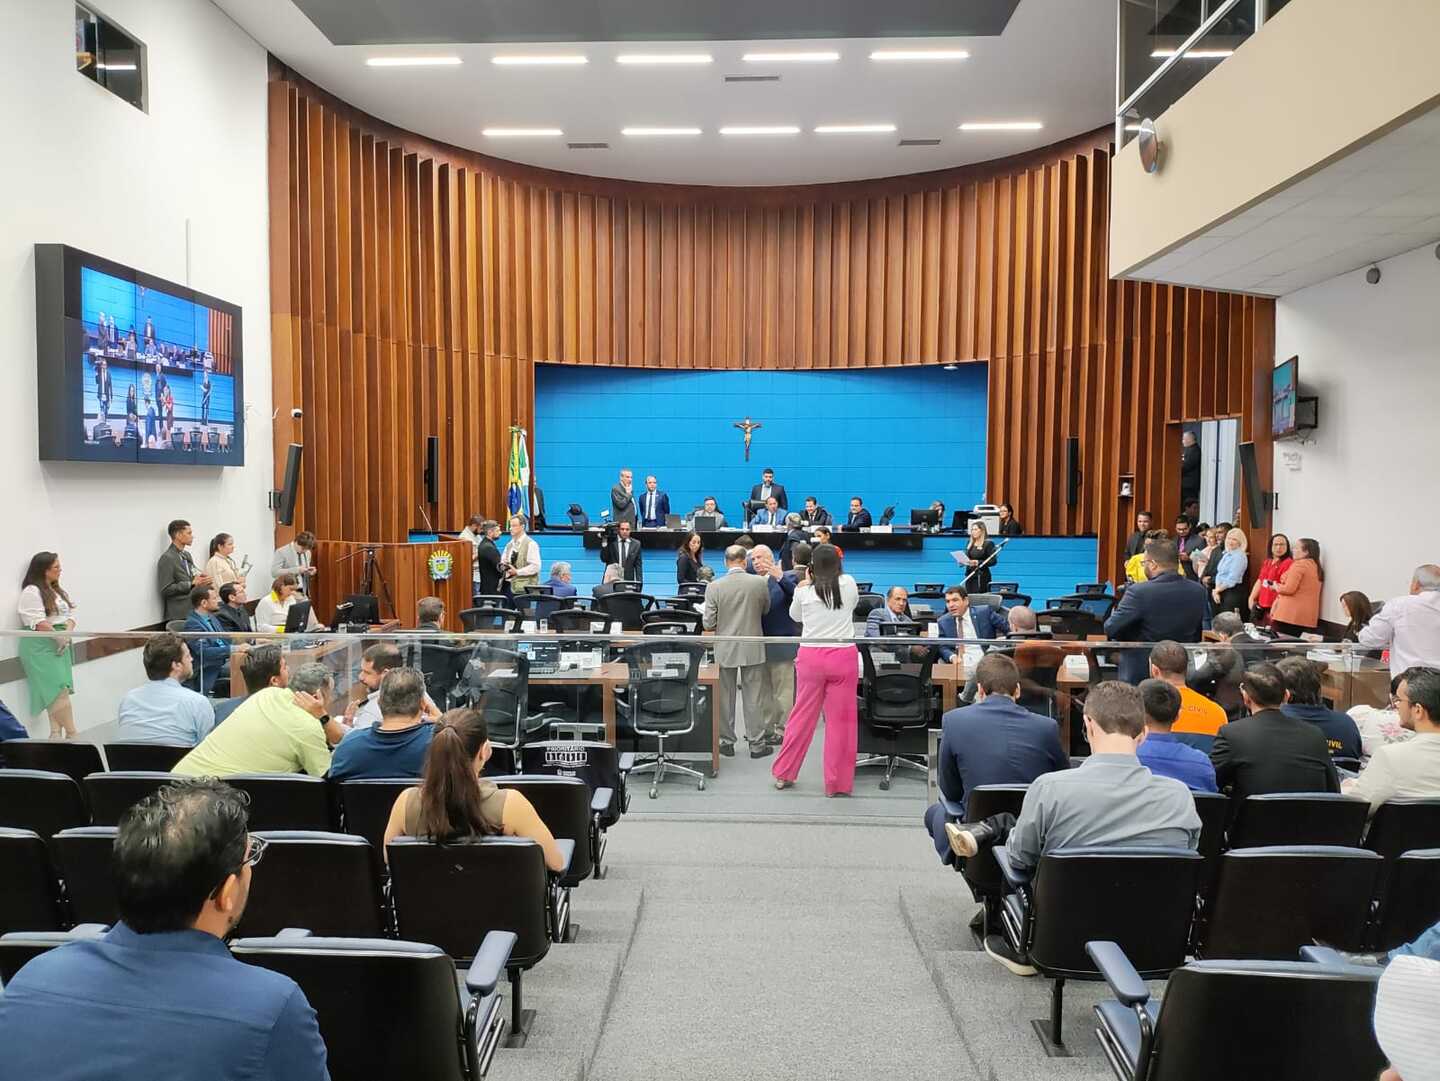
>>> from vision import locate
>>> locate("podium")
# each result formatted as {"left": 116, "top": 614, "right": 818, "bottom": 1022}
{"left": 310, "top": 539, "right": 473, "bottom": 632}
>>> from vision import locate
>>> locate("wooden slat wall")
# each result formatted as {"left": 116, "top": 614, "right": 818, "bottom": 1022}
{"left": 310, "top": 540, "right": 473, "bottom": 632}
{"left": 269, "top": 68, "right": 1275, "bottom": 579}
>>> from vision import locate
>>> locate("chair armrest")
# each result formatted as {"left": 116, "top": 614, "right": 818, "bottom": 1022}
{"left": 939, "top": 796, "right": 965, "bottom": 819}
{"left": 553, "top": 837, "right": 576, "bottom": 876}
{"left": 591, "top": 787, "right": 614, "bottom": 815}
{"left": 992, "top": 844, "right": 1027, "bottom": 891}
{"left": 69, "top": 924, "right": 109, "bottom": 939}
{"left": 1086, "top": 941, "right": 1151, "bottom": 1007}
{"left": 618, "top": 753, "right": 636, "bottom": 774}
{"left": 464, "top": 931, "right": 519, "bottom": 996}
{"left": 1300, "top": 945, "right": 1348, "bottom": 966}
{"left": 276, "top": 928, "right": 313, "bottom": 940}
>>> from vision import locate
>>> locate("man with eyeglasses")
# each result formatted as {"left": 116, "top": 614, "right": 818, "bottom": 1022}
{"left": 0, "top": 778, "right": 328, "bottom": 1080}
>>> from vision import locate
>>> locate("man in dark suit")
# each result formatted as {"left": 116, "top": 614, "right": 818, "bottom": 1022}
{"left": 609, "top": 468, "right": 637, "bottom": 527}
{"left": 602, "top": 521, "right": 643, "bottom": 584}
{"left": 1180, "top": 431, "right": 1201, "bottom": 506}
{"left": 592, "top": 564, "right": 623, "bottom": 601}
{"left": 414, "top": 596, "right": 445, "bottom": 632}
{"left": 1211, "top": 661, "right": 1339, "bottom": 804}
{"left": 182, "top": 586, "right": 232, "bottom": 697}
{"left": 157, "top": 519, "right": 210, "bottom": 623}
{"left": 846, "top": 497, "right": 873, "bottom": 529}
{"left": 476, "top": 520, "right": 505, "bottom": 597}
{"left": 1105, "top": 538, "right": 1210, "bottom": 684}
{"left": 801, "top": 496, "right": 831, "bottom": 526}
{"left": 637, "top": 475, "right": 670, "bottom": 528}
{"left": 936, "top": 585, "right": 1010, "bottom": 663}
{"left": 748, "top": 468, "right": 788, "bottom": 511}
{"left": 865, "top": 586, "right": 915, "bottom": 636}
{"left": 1123, "top": 510, "right": 1153, "bottom": 559}
{"left": 215, "top": 582, "right": 253, "bottom": 635}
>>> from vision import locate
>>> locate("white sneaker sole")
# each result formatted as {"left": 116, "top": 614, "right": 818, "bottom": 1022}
{"left": 983, "top": 936, "right": 1037, "bottom": 977}
{"left": 945, "top": 822, "right": 979, "bottom": 859}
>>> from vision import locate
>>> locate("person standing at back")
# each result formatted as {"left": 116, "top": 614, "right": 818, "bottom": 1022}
{"left": 1180, "top": 431, "right": 1201, "bottom": 507}
{"left": 1247, "top": 533, "right": 1293, "bottom": 626}
{"left": 1210, "top": 661, "right": 1339, "bottom": 804}
{"left": 1359, "top": 566, "right": 1440, "bottom": 676}
{"left": 1105, "top": 540, "right": 1211, "bottom": 684}
{"left": 17, "top": 551, "right": 79, "bottom": 739}
{"left": 268, "top": 530, "right": 317, "bottom": 596}
{"left": 500, "top": 515, "right": 541, "bottom": 594}
{"left": 750, "top": 544, "right": 799, "bottom": 756}
{"left": 749, "top": 468, "right": 788, "bottom": 511}
{"left": 1270, "top": 536, "right": 1323, "bottom": 635}
{"left": 609, "top": 468, "right": 637, "bottom": 527}
{"left": 158, "top": 519, "right": 211, "bottom": 623}
{"left": 703, "top": 545, "right": 773, "bottom": 757}
{"left": 637, "top": 474, "right": 670, "bottom": 529}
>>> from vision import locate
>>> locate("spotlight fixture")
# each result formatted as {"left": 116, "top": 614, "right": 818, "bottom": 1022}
{"left": 1365, "top": 266, "right": 1382, "bottom": 285}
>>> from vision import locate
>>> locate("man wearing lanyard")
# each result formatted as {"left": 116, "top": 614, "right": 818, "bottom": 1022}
{"left": 158, "top": 519, "right": 211, "bottom": 623}
{"left": 639, "top": 475, "right": 671, "bottom": 529}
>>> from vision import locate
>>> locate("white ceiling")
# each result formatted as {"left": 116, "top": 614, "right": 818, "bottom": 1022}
{"left": 1131, "top": 104, "right": 1440, "bottom": 296}
{"left": 211, "top": 0, "right": 1117, "bottom": 186}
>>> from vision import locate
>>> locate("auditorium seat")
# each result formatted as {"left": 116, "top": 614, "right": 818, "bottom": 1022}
{"left": 459, "top": 606, "right": 523, "bottom": 634}
{"left": 232, "top": 931, "right": 515, "bottom": 1081}
{"left": 223, "top": 774, "right": 333, "bottom": 831}
{"left": 1226, "top": 793, "right": 1369, "bottom": 849}
{"left": 1191, "top": 791, "right": 1230, "bottom": 901}
{"left": 0, "top": 740, "right": 104, "bottom": 786}
{"left": 675, "top": 582, "right": 707, "bottom": 600}
{"left": 1087, "top": 941, "right": 1386, "bottom": 1081}
{"left": 337, "top": 778, "right": 413, "bottom": 853}
{"left": 856, "top": 640, "right": 938, "bottom": 790}
{"left": 948, "top": 785, "right": 1027, "bottom": 936}
{"left": 547, "top": 608, "right": 614, "bottom": 636}
{"left": 0, "top": 828, "right": 64, "bottom": 936}
{"left": 852, "top": 581, "right": 874, "bottom": 595}
{"left": 519, "top": 740, "right": 634, "bottom": 836}
{"left": 988, "top": 582, "right": 1020, "bottom": 594}
{"left": 0, "top": 769, "right": 88, "bottom": 838}
{"left": 994, "top": 844, "right": 1201, "bottom": 1050}
{"left": 417, "top": 641, "right": 476, "bottom": 711}
{"left": 1034, "top": 609, "right": 1103, "bottom": 640}
{"left": 1370, "top": 848, "right": 1440, "bottom": 951}
{"left": 594, "top": 592, "right": 652, "bottom": 631}
{"left": 83, "top": 771, "right": 173, "bottom": 826}
{"left": 1363, "top": 797, "right": 1440, "bottom": 862}
{"left": 52, "top": 826, "right": 120, "bottom": 926}
{"left": 102, "top": 742, "right": 192, "bottom": 772}
{"left": 494, "top": 775, "right": 608, "bottom": 885}
{"left": 512, "top": 591, "right": 571, "bottom": 623}
{"left": 236, "top": 832, "right": 386, "bottom": 938}
{"left": 640, "top": 608, "right": 702, "bottom": 635}
{"left": 998, "top": 592, "right": 1033, "bottom": 611}
{"left": 0, "top": 926, "right": 107, "bottom": 987}
{"left": 1195, "top": 846, "right": 1381, "bottom": 958}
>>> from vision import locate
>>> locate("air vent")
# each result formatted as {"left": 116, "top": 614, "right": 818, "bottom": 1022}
{"left": 899, "top": 138, "right": 942, "bottom": 147}
{"left": 723, "top": 74, "right": 781, "bottom": 83}
{"left": 566, "top": 142, "right": 610, "bottom": 150}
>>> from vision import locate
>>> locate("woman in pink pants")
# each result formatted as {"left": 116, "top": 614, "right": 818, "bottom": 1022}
{"left": 773, "top": 544, "right": 861, "bottom": 796}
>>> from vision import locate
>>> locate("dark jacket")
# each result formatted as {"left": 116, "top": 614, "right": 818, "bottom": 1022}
{"left": 759, "top": 571, "right": 800, "bottom": 661}
{"left": 1181, "top": 442, "right": 1201, "bottom": 497}
{"left": 476, "top": 538, "right": 504, "bottom": 596}
{"left": 215, "top": 603, "right": 252, "bottom": 635}
{"left": 1211, "top": 708, "right": 1341, "bottom": 804}
{"left": 1105, "top": 571, "right": 1210, "bottom": 684}
{"left": 182, "top": 611, "right": 232, "bottom": 696}
{"left": 1124, "top": 531, "right": 1149, "bottom": 559}
{"left": 1282, "top": 703, "right": 1364, "bottom": 760}
{"left": 936, "top": 605, "right": 1010, "bottom": 662}
{"left": 749, "top": 482, "right": 788, "bottom": 510}
{"left": 677, "top": 551, "right": 703, "bottom": 585}
{"left": 602, "top": 536, "right": 644, "bottom": 584}
{"left": 999, "top": 519, "right": 1024, "bottom": 536}
{"left": 846, "top": 508, "right": 873, "bottom": 528}
{"left": 157, "top": 545, "right": 199, "bottom": 623}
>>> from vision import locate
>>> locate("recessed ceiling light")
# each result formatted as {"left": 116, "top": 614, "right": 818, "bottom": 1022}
{"left": 616, "top": 53, "right": 713, "bottom": 65}
{"left": 869, "top": 49, "right": 969, "bottom": 62}
{"left": 622, "top": 127, "right": 703, "bottom": 136}
{"left": 482, "top": 128, "right": 564, "bottom": 138}
{"left": 1150, "top": 48, "right": 1235, "bottom": 59}
{"left": 719, "top": 125, "right": 801, "bottom": 136}
{"left": 365, "top": 56, "right": 463, "bottom": 68}
{"left": 959, "top": 121, "right": 1044, "bottom": 132}
{"left": 814, "top": 123, "right": 897, "bottom": 134}
{"left": 742, "top": 51, "right": 840, "bottom": 63}
{"left": 492, "top": 54, "right": 588, "bottom": 66}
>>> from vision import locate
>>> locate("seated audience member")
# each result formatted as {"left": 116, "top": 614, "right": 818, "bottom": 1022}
{"left": 946, "top": 682, "right": 1202, "bottom": 975}
{"left": 1359, "top": 565, "right": 1440, "bottom": 676}
{"left": 592, "top": 562, "right": 624, "bottom": 600}
{"left": 384, "top": 708, "right": 565, "bottom": 871}
{"left": 801, "top": 496, "right": 831, "bottom": 527}
{"left": 0, "top": 778, "right": 327, "bottom": 1080}
{"left": 1105, "top": 539, "right": 1210, "bottom": 684}
{"left": 1389, "top": 918, "right": 1440, "bottom": 964}
{"left": 1276, "top": 654, "right": 1363, "bottom": 759}
{"left": 117, "top": 633, "right": 216, "bottom": 745}
{"left": 697, "top": 496, "right": 727, "bottom": 528}
{"left": 173, "top": 662, "right": 340, "bottom": 778}
{"left": 936, "top": 585, "right": 1009, "bottom": 664}
{"left": 415, "top": 596, "right": 445, "bottom": 632}
{"left": 328, "top": 667, "right": 436, "bottom": 781}
{"left": 1373, "top": 956, "right": 1440, "bottom": 1081}
{"left": 215, "top": 581, "right": 253, "bottom": 634}
{"left": 254, "top": 573, "right": 321, "bottom": 633}
{"left": 1340, "top": 590, "right": 1375, "bottom": 644}
{"left": 183, "top": 585, "right": 233, "bottom": 696}
{"left": 1350, "top": 673, "right": 1416, "bottom": 761}
{"left": 1148, "top": 640, "right": 1227, "bottom": 737}
{"left": 865, "top": 586, "right": 914, "bottom": 636}
{"left": 1186, "top": 644, "right": 1246, "bottom": 722}
{"left": 1211, "top": 661, "right": 1340, "bottom": 803}
{"left": 1137, "top": 678, "right": 1219, "bottom": 792}
{"left": 1343, "top": 666, "right": 1440, "bottom": 813}
{"left": 1005, "top": 606, "right": 1039, "bottom": 634}
{"left": 213, "top": 643, "right": 288, "bottom": 725}
{"left": 545, "top": 561, "right": 578, "bottom": 598}
{"left": 346, "top": 642, "right": 440, "bottom": 729}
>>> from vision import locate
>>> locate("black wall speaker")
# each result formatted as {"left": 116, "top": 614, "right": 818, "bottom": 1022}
{"left": 423, "top": 436, "right": 439, "bottom": 504}
{"left": 1065, "top": 437, "right": 1081, "bottom": 507}
{"left": 1238, "top": 440, "right": 1270, "bottom": 527}
{"left": 278, "top": 443, "right": 303, "bottom": 526}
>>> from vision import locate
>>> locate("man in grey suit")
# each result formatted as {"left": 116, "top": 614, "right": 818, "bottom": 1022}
{"left": 270, "top": 530, "right": 318, "bottom": 595}
{"left": 157, "top": 519, "right": 210, "bottom": 623}
{"left": 609, "top": 468, "right": 637, "bottom": 528}
{"left": 703, "top": 545, "right": 773, "bottom": 758}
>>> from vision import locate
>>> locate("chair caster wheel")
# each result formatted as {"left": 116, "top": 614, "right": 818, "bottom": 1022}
{"left": 879, "top": 779, "right": 891, "bottom": 791}
{"left": 648, "top": 789, "right": 658, "bottom": 799}
{"left": 698, "top": 779, "right": 706, "bottom": 791}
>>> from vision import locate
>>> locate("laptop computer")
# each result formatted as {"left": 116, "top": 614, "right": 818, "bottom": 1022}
{"left": 693, "top": 514, "right": 718, "bottom": 532}
{"left": 665, "top": 513, "right": 683, "bottom": 529}
{"left": 283, "top": 600, "right": 312, "bottom": 633}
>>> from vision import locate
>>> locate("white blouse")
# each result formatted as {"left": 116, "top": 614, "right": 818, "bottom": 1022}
{"left": 254, "top": 591, "right": 321, "bottom": 633}
{"left": 18, "top": 585, "right": 74, "bottom": 630}
{"left": 789, "top": 574, "right": 860, "bottom": 647}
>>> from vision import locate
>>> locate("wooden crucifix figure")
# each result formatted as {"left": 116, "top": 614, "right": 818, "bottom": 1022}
{"left": 733, "top": 416, "right": 762, "bottom": 461}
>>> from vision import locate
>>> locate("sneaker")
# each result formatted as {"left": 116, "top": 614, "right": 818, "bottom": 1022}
{"left": 968, "top": 908, "right": 986, "bottom": 935}
{"left": 749, "top": 742, "right": 775, "bottom": 759}
{"left": 719, "top": 743, "right": 736, "bottom": 758}
{"left": 983, "top": 933, "right": 1036, "bottom": 977}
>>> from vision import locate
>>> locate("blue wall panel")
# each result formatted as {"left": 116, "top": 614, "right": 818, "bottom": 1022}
{"left": 535, "top": 363, "right": 988, "bottom": 524}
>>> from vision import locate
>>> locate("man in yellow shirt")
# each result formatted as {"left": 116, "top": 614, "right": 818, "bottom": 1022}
{"left": 1148, "top": 640, "right": 1228, "bottom": 737}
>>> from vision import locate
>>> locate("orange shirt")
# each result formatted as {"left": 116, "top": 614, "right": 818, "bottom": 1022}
{"left": 1170, "top": 685, "right": 1228, "bottom": 736}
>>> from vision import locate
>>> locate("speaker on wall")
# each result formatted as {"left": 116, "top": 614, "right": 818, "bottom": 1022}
{"left": 423, "top": 436, "right": 439, "bottom": 504}
{"left": 277, "top": 443, "right": 303, "bottom": 526}
{"left": 1065, "top": 437, "right": 1081, "bottom": 507}
{"left": 1238, "top": 441, "right": 1271, "bottom": 527}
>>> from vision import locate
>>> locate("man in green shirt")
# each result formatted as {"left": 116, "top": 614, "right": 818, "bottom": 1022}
{"left": 173, "top": 662, "right": 339, "bottom": 778}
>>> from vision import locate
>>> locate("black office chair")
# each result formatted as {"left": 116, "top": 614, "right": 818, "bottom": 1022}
{"left": 906, "top": 591, "right": 947, "bottom": 617}
{"left": 416, "top": 641, "right": 476, "bottom": 710}
{"left": 0, "top": 769, "right": 88, "bottom": 838}
{"left": 52, "top": 826, "right": 120, "bottom": 925}
{"left": 493, "top": 776, "right": 605, "bottom": 886}
{"left": 547, "top": 608, "right": 614, "bottom": 636}
{"left": 1048, "top": 592, "right": 1116, "bottom": 620}
{"left": 1195, "top": 845, "right": 1382, "bottom": 959}
{"left": 233, "top": 932, "right": 515, "bottom": 1081}
{"left": 852, "top": 581, "right": 874, "bottom": 595}
{"left": 947, "top": 785, "right": 1028, "bottom": 936}
{"left": 1046, "top": 595, "right": 1084, "bottom": 611}
{"left": 913, "top": 582, "right": 944, "bottom": 594}
{"left": 224, "top": 774, "right": 334, "bottom": 831}
{"left": 676, "top": 582, "right": 708, "bottom": 600}
{"left": 617, "top": 641, "right": 707, "bottom": 798}
{"left": 459, "top": 643, "right": 548, "bottom": 751}
{"left": 995, "top": 845, "right": 1202, "bottom": 1050}
{"left": 852, "top": 593, "right": 885, "bottom": 623}
{"left": 459, "top": 606, "right": 523, "bottom": 634}
{"left": 102, "top": 742, "right": 192, "bottom": 772}
{"left": 1088, "top": 941, "right": 1386, "bottom": 1081}
{"left": 345, "top": 594, "right": 381, "bottom": 624}
{"left": 0, "top": 740, "right": 104, "bottom": 786}
{"left": 0, "top": 828, "right": 64, "bottom": 936}
{"left": 337, "top": 779, "right": 414, "bottom": 853}
{"left": 1192, "top": 791, "right": 1230, "bottom": 901}
{"left": 511, "top": 592, "right": 569, "bottom": 623}
{"left": 1370, "top": 847, "right": 1440, "bottom": 951}
{"left": 612, "top": 580, "right": 644, "bottom": 594}
{"left": 594, "top": 592, "right": 652, "bottom": 631}
{"left": 878, "top": 505, "right": 896, "bottom": 526}
{"left": 1034, "top": 609, "right": 1102, "bottom": 640}
{"left": 388, "top": 836, "right": 568, "bottom": 1041}
{"left": 998, "top": 592, "right": 1033, "bottom": 611}
{"left": 989, "top": 582, "right": 1020, "bottom": 594}
{"left": 470, "top": 594, "right": 511, "bottom": 609}
{"left": 855, "top": 640, "right": 939, "bottom": 790}
{"left": 83, "top": 771, "right": 173, "bottom": 827}
{"left": 641, "top": 608, "right": 703, "bottom": 635}
{"left": 1226, "top": 792, "right": 1369, "bottom": 849}
{"left": 1074, "top": 582, "right": 1110, "bottom": 595}
{"left": 235, "top": 832, "right": 386, "bottom": 938}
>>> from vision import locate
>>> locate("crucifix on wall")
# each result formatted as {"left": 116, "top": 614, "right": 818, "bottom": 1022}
{"left": 734, "top": 416, "right": 762, "bottom": 461}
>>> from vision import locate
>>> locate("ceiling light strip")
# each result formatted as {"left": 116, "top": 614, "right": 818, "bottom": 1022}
{"left": 869, "top": 49, "right": 969, "bottom": 61}
{"left": 616, "top": 53, "right": 713, "bottom": 65}
{"left": 742, "top": 51, "right": 840, "bottom": 63}
{"left": 365, "top": 56, "right": 462, "bottom": 67}
{"left": 814, "top": 124, "right": 896, "bottom": 134}
{"left": 959, "top": 121, "right": 1043, "bottom": 131}
{"left": 492, "top": 55, "right": 588, "bottom": 66}
{"left": 622, "top": 127, "right": 703, "bottom": 136}
{"left": 482, "top": 128, "right": 564, "bottom": 137}
{"left": 719, "top": 126, "right": 801, "bottom": 136}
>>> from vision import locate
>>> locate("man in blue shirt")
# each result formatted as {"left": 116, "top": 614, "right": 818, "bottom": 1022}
{"left": 544, "top": 562, "right": 578, "bottom": 598}
{"left": 328, "top": 666, "right": 436, "bottom": 781}
{"left": 184, "top": 585, "right": 234, "bottom": 696}
{"left": 0, "top": 777, "right": 329, "bottom": 1081}
{"left": 1276, "top": 654, "right": 1364, "bottom": 760}
{"left": 117, "top": 633, "right": 216, "bottom": 745}
{"left": 1137, "top": 678, "right": 1218, "bottom": 792}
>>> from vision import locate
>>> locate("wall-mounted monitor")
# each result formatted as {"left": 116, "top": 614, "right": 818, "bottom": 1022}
{"left": 1271, "top": 355, "right": 1317, "bottom": 441}
{"left": 35, "top": 244, "right": 244, "bottom": 465}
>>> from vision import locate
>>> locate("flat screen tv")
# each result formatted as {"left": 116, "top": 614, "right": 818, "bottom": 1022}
{"left": 1271, "top": 355, "right": 1298, "bottom": 440}
{"left": 35, "top": 244, "right": 244, "bottom": 465}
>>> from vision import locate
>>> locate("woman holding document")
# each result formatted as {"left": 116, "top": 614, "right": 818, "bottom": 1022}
{"left": 956, "top": 520, "right": 997, "bottom": 593}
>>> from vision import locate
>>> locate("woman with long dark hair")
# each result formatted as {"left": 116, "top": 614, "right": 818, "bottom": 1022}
{"left": 676, "top": 531, "right": 705, "bottom": 585}
{"left": 997, "top": 503, "right": 1024, "bottom": 536}
{"left": 17, "top": 552, "right": 78, "bottom": 738}
{"left": 1271, "top": 537, "right": 1324, "bottom": 635}
{"left": 204, "top": 533, "right": 244, "bottom": 588}
{"left": 384, "top": 708, "right": 564, "bottom": 870}
{"left": 1340, "top": 591, "right": 1374, "bottom": 642}
{"left": 1247, "top": 533, "right": 1293, "bottom": 626}
{"left": 772, "top": 544, "right": 861, "bottom": 797}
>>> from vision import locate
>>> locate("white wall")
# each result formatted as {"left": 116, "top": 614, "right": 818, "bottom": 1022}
{"left": 1273, "top": 241, "right": 1440, "bottom": 622}
{"left": 0, "top": 0, "right": 273, "bottom": 731}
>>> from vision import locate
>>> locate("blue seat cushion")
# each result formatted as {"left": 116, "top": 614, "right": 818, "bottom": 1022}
{"left": 1095, "top": 1000, "right": 1159, "bottom": 1071}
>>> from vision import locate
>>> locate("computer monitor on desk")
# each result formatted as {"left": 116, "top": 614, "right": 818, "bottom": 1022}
{"left": 910, "top": 507, "right": 940, "bottom": 528}
{"left": 283, "top": 600, "right": 312, "bottom": 633}
{"left": 693, "top": 514, "right": 719, "bottom": 532}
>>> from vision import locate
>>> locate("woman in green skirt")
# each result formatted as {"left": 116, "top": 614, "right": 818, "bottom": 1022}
{"left": 17, "top": 552, "right": 77, "bottom": 739}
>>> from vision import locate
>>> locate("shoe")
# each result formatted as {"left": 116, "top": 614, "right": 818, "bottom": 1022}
{"left": 983, "top": 933, "right": 1036, "bottom": 977}
{"left": 750, "top": 742, "right": 775, "bottom": 759}
{"left": 945, "top": 819, "right": 999, "bottom": 860}
{"left": 968, "top": 909, "right": 986, "bottom": 935}
{"left": 719, "top": 743, "right": 736, "bottom": 758}
{"left": 774, "top": 778, "right": 793, "bottom": 790}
